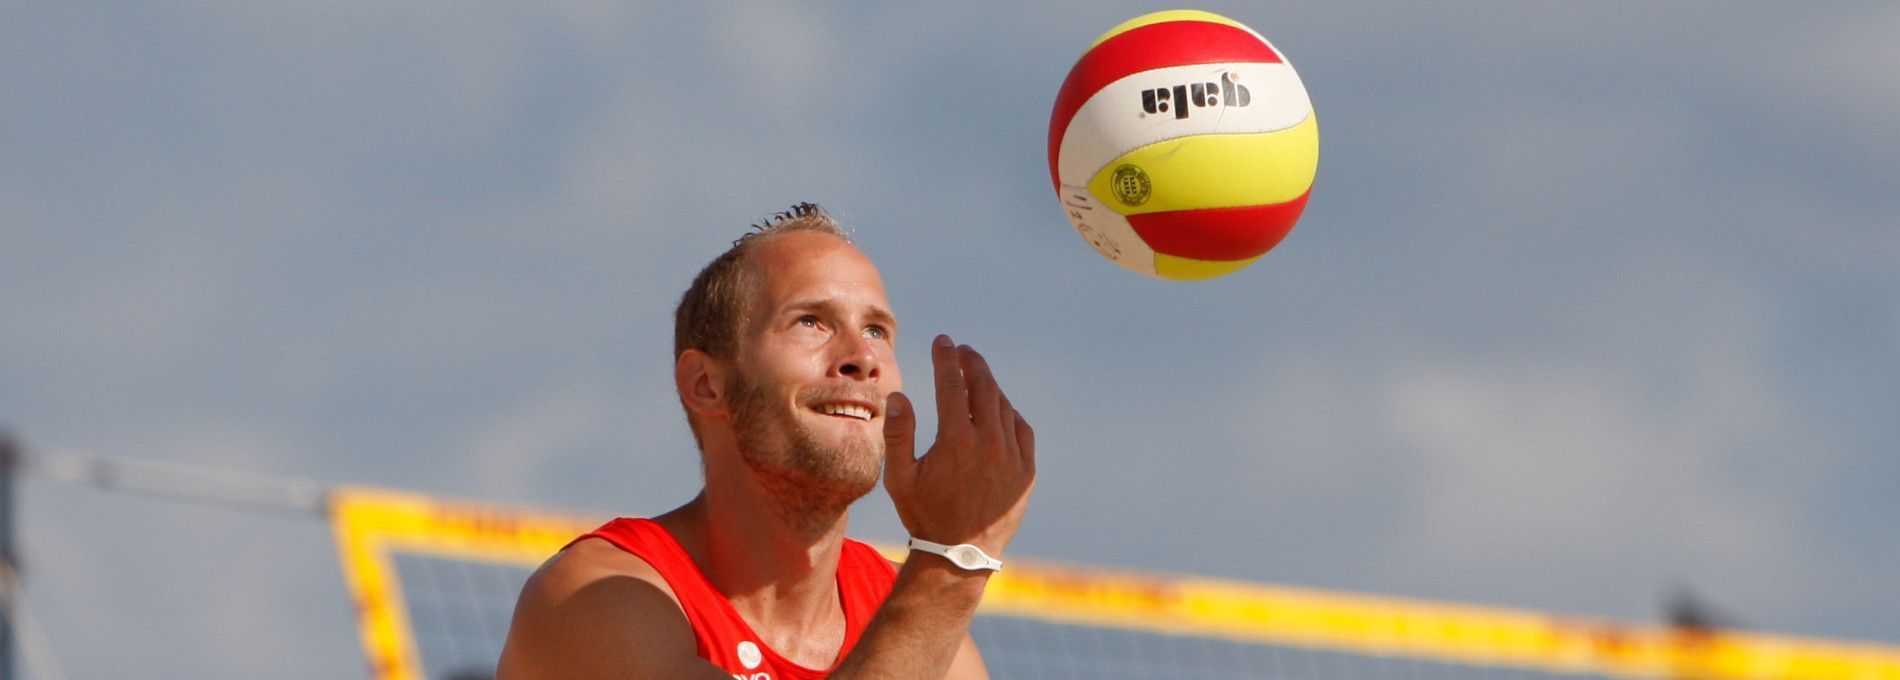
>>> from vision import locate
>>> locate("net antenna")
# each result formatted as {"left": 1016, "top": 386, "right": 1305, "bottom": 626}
{"left": 2, "top": 435, "right": 70, "bottom": 680}
{"left": 5, "top": 439, "right": 328, "bottom": 680}
{"left": 2, "top": 433, "right": 16, "bottom": 680}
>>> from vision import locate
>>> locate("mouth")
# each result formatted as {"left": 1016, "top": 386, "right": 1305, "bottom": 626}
{"left": 812, "top": 401, "right": 876, "bottom": 421}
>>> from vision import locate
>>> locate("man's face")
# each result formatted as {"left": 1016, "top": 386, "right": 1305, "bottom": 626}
{"left": 725, "top": 231, "right": 902, "bottom": 509}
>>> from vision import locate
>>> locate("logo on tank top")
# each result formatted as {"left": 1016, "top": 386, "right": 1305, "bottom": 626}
{"left": 736, "top": 640, "right": 763, "bottom": 670}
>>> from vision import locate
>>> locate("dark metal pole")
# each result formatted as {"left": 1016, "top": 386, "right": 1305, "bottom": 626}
{"left": 0, "top": 432, "right": 17, "bottom": 680}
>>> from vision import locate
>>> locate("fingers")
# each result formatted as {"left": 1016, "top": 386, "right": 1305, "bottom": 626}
{"left": 883, "top": 391, "right": 916, "bottom": 463}
{"left": 934, "top": 334, "right": 1006, "bottom": 428}
{"left": 1014, "top": 410, "right": 1036, "bottom": 473}
{"left": 960, "top": 345, "right": 1002, "bottom": 428}
{"left": 891, "top": 335, "right": 1035, "bottom": 552}
{"left": 997, "top": 391, "right": 1034, "bottom": 474}
{"left": 930, "top": 335, "right": 970, "bottom": 427}
{"left": 882, "top": 391, "right": 918, "bottom": 498}
{"left": 997, "top": 393, "right": 1020, "bottom": 457}
{"left": 932, "top": 335, "right": 1030, "bottom": 471}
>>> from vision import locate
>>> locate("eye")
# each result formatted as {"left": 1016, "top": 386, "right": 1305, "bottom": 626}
{"left": 797, "top": 315, "right": 820, "bottom": 328}
{"left": 864, "top": 325, "right": 889, "bottom": 340}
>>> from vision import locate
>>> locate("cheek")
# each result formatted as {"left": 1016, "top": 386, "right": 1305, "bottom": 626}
{"left": 884, "top": 350, "right": 903, "bottom": 392}
{"left": 758, "top": 344, "right": 827, "bottom": 378}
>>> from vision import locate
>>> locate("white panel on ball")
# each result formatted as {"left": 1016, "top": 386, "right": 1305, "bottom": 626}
{"left": 1054, "top": 185, "right": 1155, "bottom": 276}
{"left": 1054, "top": 62, "right": 1313, "bottom": 187}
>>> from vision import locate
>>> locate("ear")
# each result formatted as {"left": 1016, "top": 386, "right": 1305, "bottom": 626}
{"left": 676, "top": 349, "right": 729, "bottom": 418}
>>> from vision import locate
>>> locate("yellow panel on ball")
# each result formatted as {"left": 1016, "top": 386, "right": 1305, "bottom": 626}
{"left": 1154, "top": 253, "right": 1263, "bottom": 281}
{"left": 1088, "top": 10, "right": 1260, "bottom": 49}
{"left": 1086, "top": 114, "right": 1319, "bottom": 216}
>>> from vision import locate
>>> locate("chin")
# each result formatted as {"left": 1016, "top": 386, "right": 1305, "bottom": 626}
{"left": 737, "top": 429, "right": 882, "bottom": 513}
{"left": 797, "top": 440, "right": 883, "bottom": 500}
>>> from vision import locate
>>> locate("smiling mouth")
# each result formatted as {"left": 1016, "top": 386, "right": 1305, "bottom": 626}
{"left": 815, "top": 403, "right": 874, "bottom": 421}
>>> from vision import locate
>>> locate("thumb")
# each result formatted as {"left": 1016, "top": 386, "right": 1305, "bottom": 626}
{"left": 882, "top": 391, "right": 917, "bottom": 481}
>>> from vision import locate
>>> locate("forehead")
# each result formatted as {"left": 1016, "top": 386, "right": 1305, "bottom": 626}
{"left": 747, "top": 230, "right": 890, "bottom": 309}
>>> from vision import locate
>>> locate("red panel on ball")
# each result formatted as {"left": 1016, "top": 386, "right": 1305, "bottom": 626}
{"left": 1047, "top": 20, "right": 1285, "bottom": 190}
{"left": 1127, "top": 191, "right": 1310, "bottom": 261}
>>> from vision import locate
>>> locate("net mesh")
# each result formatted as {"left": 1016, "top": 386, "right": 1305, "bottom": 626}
{"left": 330, "top": 486, "right": 1900, "bottom": 680}
{"left": 392, "top": 554, "right": 526, "bottom": 680}
{"left": 385, "top": 551, "right": 1613, "bottom": 680}
{"left": 968, "top": 616, "right": 1608, "bottom": 680}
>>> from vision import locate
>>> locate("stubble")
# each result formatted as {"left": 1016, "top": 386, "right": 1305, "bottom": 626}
{"left": 727, "top": 374, "right": 884, "bottom": 526}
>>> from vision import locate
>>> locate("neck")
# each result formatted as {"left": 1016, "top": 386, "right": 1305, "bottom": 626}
{"left": 704, "top": 482, "right": 853, "bottom": 583}
{"left": 659, "top": 477, "right": 854, "bottom": 635}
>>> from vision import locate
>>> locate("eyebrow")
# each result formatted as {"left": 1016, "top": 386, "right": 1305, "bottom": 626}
{"left": 781, "top": 297, "right": 899, "bottom": 332}
{"left": 865, "top": 304, "right": 899, "bottom": 334}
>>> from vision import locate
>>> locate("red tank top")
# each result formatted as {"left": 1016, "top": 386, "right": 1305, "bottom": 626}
{"left": 568, "top": 518, "right": 897, "bottom": 679}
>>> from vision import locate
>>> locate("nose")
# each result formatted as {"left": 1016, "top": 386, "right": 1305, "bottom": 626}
{"left": 833, "top": 333, "right": 881, "bottom": 382}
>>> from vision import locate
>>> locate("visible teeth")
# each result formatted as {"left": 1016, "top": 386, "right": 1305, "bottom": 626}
{"left": 819, "top": 404, "right": 873, "bottom": 420}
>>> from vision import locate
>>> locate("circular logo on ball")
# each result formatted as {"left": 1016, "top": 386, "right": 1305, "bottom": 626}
{"left": 1110, "top": 164, "right": 1151, "bottom": 206}
{"left": 737, "top": 641, "right": 763, "bottom": 670}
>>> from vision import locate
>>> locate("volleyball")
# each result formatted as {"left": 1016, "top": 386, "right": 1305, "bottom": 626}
{"left": 1048, "top": 10, "right": 1319, "bottom": 280}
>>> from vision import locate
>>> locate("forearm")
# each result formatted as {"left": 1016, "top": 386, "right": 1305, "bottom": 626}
{"left": 830, "top": 557, "right": 990, "bottom": 678}
{"left": 850, "top": 338, "right": 1030, "bottom": 678}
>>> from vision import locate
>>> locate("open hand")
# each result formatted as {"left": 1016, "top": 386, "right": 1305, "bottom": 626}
{"left": 882, "top": 334, "right": 1036, "bottom": 558}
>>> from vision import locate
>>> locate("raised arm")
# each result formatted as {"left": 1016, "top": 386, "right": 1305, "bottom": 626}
{"left": 834, "top": 335, "right": 1036, "bottom": 678}
{"left": 500, "top": 335, "right": 1034, "bottom": 680}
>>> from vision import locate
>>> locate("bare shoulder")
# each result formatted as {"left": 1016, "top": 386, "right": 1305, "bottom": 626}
{"left": 523, "top": 537, "right": 677, "bottom": 605}
{"left": 498, "top": 538, "right": 719, "bottom": 679}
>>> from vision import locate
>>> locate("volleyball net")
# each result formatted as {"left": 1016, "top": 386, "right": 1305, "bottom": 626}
{"left": 330, "top": 485, "right": 1900, "bottom": 680}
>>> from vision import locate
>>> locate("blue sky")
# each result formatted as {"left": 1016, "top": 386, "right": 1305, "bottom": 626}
{"left": 5, "top": 2, "right": 1898, "bottom": 677}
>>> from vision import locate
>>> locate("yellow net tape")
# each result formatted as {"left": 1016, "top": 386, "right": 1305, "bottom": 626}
{"left": 331, "top": 485, "right": 1900, "bottom": 680}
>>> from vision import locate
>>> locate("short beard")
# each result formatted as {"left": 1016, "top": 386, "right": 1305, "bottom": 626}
{"left": 727, "top": 375, "right": 882, "bottom": 529}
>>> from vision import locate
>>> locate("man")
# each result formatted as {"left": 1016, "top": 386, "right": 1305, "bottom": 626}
{"left": 498, "top": 203, "right": 1036, "bottom": 679}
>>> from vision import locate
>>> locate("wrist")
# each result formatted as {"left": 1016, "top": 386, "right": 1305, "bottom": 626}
{"left": 896, "top": 550, "right": 996, "bottom": 598}
{"left": 907, "top": 537, "right": 1004, "bottom": 572}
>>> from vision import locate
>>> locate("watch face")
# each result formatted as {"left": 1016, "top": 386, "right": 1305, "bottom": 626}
{"left": 948, "top": 546, "right": 981, "bottom": 569}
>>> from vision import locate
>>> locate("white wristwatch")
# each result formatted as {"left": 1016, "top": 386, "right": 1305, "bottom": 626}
{"left": 907, "top": 538, "right": 1004, "bottom": 572}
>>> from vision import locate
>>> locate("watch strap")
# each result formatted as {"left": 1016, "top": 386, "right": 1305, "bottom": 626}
{"left": 907, "top": 537, "right": 1003, "bottom": 572}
